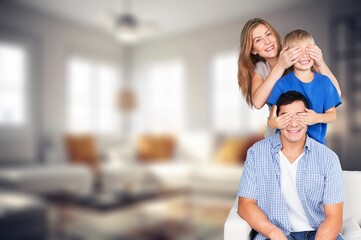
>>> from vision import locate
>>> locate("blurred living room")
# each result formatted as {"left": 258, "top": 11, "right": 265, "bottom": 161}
{"left": 0, "top": 0, "right": 360, "bottom": 239}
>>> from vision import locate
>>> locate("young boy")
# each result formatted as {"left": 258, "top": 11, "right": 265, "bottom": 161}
{"left": 267, "top": 29, "right": 342, "bottom": 144}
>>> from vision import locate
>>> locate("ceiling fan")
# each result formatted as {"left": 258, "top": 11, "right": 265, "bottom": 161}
{"left": 100, "top": 0, "right": 158, "bottom": 43}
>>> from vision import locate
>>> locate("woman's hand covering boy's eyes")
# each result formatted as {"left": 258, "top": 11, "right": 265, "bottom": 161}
{"left": 277, "top": 46, "right": 303, "bottom": 70}
{"left": 306, "top": 44, "right": 325, "bottom": 67}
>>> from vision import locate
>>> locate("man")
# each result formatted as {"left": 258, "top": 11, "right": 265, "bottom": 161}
{"left": 237, "top": 91, "right": 344, "bottom": 240}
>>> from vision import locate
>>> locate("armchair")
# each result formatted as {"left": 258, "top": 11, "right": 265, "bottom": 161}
{"left": 224, "top": 171, "right": 361, "bottom": 240}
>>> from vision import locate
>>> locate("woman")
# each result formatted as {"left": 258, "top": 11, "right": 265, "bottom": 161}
{"left": 237, "top": 18, "right": 341, "bottom": 136}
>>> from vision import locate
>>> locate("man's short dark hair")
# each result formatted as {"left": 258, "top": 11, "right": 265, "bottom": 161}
{"left": 276, "top": 91, "right": 310, "bottom": 116}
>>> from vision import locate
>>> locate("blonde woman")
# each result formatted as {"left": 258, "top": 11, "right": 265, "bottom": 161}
{"left": 237, "top": 18, "right": 341, "bottom": 137}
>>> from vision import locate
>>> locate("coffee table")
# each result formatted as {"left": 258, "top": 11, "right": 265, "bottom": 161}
{"left": 47, "top": 186, "right": 189, "bottom": 240}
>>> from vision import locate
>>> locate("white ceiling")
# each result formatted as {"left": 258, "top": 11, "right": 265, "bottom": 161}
{"left": 13, "top": 0, "right": 309, "bottom": 39}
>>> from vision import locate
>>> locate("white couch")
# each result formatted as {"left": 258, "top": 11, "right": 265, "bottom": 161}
{"left": 0, "top": 165, "right": 93, "bottom": 196}
{"left": 100, "top": 162, "right": 242, "bottom": 198}
{"left": 224, "top": 171, "right": 361, "bottom": 240}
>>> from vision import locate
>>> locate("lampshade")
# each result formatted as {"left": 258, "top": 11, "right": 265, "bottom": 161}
{"left": 117, "top": 88, "right": 136, "bottom": 112}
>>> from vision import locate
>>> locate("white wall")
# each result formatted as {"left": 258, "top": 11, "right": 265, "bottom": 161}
{"left": 0, "top": 2, "right": 124, "bottom": 163}
{"left": 132, "top": 1, "right": 330, "bottom": 132}
{"left": 133, "top": 22, "right": 240, "bottom": 130}
{"left": 1, "top": 0, "right": 349, "bottom": 165}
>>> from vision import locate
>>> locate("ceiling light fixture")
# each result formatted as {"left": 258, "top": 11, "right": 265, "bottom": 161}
{"left": 100, "top": 0, "right": 159, "bottom": 44}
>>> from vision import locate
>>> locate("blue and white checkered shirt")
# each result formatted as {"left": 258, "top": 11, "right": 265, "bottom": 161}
{"left": 237, "top": 132, "right": 344, "bottom": 240}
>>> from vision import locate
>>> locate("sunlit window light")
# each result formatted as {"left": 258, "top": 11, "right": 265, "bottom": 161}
{"left": 136, "top": 60, "right": 184, "bottom": 134}
{"left": 67, "top": 57, "right": 120, "bottom": 134}
{"left": 0, "top": 42, "right": 27, "bottom": 126}
{"left": 211, "top": 52, "right": 268, "bottom": 134}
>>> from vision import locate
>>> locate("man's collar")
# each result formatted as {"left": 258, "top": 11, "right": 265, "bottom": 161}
{"left": 304, "top": 135, "right": 312, "bottom": 151}
{"left": 271, "top": 132, "right": 311, "bottom": 152}
{"left": 271, "top": 132, "right": 282, "bottom": 151}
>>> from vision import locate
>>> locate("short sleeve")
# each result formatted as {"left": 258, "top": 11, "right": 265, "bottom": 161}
{"left": 323, "top": 153, "right": 344, "bottom": 204}
{"left": 324, "top": 77, "right": 342, "bottom": 111}
{"left": 267, "top": 80, "right": 284, "bottom": 106}
{"left": 254, "top": 61, "right": 270, "bottom": 80}
{"left": 237, "top": 148, "right": 257, "bottom": 200}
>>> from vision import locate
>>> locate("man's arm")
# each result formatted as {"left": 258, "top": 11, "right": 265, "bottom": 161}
{"left": 238, "top": 197, "right": 288, "bottom": 240}
{"left": 315, "top": 202, "right": 343, "bottom": 240}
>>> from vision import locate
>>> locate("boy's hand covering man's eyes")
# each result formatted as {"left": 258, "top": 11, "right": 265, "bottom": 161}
{"left": 268, "top": 105, "right": 292, "bottom": 130}
{"left": 296, "top": 108, "right": 318, "bottom": 126}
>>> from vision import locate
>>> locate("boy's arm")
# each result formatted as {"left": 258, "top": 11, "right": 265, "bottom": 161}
{"left": 267, "top": 105, "right": 292, "bottom": 129}
{"left": 238, "top": 197, "right": 288, "bottom": 240}
{"left": 315, "top": 203, "right": 343, "bottom": 240}
{"left": 296, "top": 107, "right": 336, "bottom": 125}
{"left": 266, "top": 78, "right": 290, "bottom": 129}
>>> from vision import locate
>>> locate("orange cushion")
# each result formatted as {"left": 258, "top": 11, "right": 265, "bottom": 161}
{"left": 136, "top": 135, "right": 176, "bottom": 163}
{"left": 64, "top": 135, "right": 99, "bottom": 172}
{"left": 214, "top": 134, "right": 263, "bottom": 165}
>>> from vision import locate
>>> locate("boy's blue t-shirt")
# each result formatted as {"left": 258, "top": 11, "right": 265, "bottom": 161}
{"left": 267, "top": 71, "right": 342, "bottom": 144}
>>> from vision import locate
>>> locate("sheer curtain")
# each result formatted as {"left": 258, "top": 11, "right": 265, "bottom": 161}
{"left": 211, "top": 52, "right": 268, "bottom": 134}
{"left": 67, "top": 56, "right": 120, "bottom": 134}
{"left": 0, "top": 42, "right": 27, "bottom": 126}
{"left": 136, "top": 60, "right": 185, "bottom": 134}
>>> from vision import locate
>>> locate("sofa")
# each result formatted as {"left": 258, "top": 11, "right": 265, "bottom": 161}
{"left": 100, "top": 162, "right": 242, "bottom": 197}
{"left": 224, "top": 171, "right": 361, "bottom": 240}
{"left": 100, "top": 132, "right": 250, "bottom": 196}
{"left": 0, "top": 165, "right": 93, "bottom": 196}
{"left": 0, "top": 191, "right": 47, "bottom": 240}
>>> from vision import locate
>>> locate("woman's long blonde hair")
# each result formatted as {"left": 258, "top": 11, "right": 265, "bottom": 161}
{"left": 237, "top": 18, "right": 282, "bottom": 106}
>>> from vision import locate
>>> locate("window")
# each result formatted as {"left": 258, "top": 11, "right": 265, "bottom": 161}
{"left": 67, "top": 57, "right": 120, "bottom": 134}
{"left": 137, "top": 60, "right": 184, "bottom": 133}
{"left": 211, "top": 52, "right": 268, "bottom": 134}
{"left": 0, "top": 42, "right": 27, "bottom": 126}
